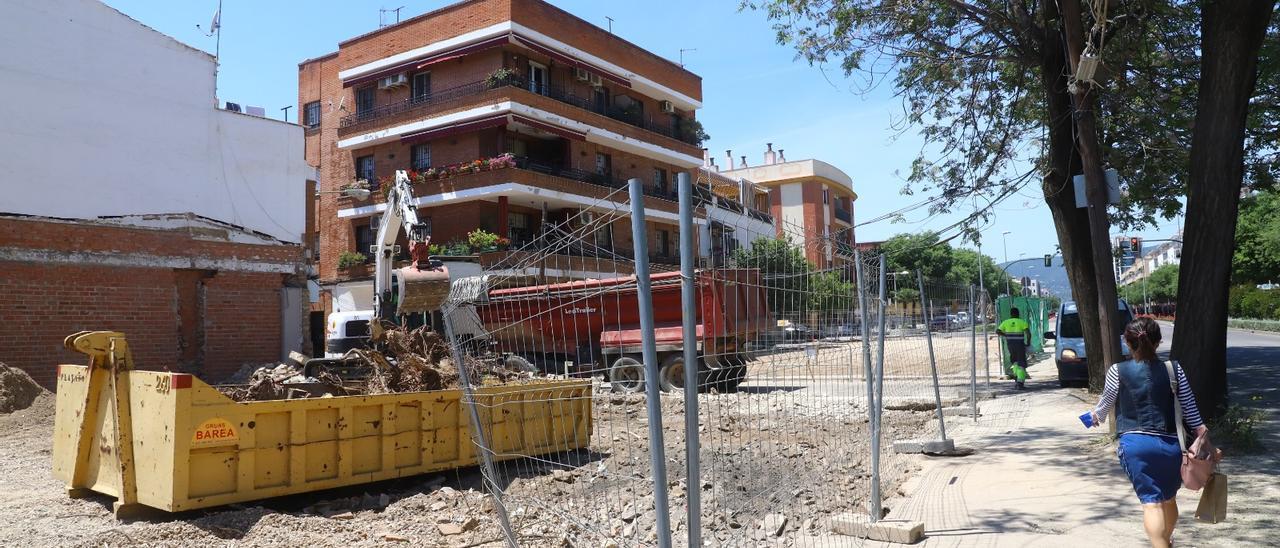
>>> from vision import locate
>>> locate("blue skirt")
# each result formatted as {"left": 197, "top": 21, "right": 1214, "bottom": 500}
{"left": 1117, "top": 432, "right": 1182, "bottom": 504}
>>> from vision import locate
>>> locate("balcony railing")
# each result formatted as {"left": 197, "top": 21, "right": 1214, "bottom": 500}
{"left": 834, "top": 207, "right": 852, "bottom": 224}
{"left": 513, "top": 156, "right": 681, "bottom": 203}
{"left": 341, "top": 74, "right": 700, "bottom": 145}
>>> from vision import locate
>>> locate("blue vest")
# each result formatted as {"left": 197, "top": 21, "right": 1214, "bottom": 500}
{"left": 1115, "top": 359, "right": 1177, "bottom": 437}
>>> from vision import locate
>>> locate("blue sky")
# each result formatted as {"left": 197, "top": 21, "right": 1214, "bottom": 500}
{"left": 104, "top": 0, "right": 1183, "bottom": 261}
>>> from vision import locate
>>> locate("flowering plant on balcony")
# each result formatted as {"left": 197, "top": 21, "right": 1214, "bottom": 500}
{"left": 467, "top": 229, "right": 508, "bottom": 253}
{"left": 403, "top": 154, "right": 518, "bottom": 184}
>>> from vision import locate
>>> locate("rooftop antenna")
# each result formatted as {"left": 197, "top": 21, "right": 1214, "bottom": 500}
{"left": 196, "top": 0, "right": 222, "bottom": 100}
{"left": 605, "top": 16, "right": 614, "bottom": 34}
{"left": 280, "top": 105, "right": 292, "bottom": 122}
{"left": 380, "top": 6, "right": 405, "bottom": 27}
{"left": 679, "top": 48, "right": 697, "bottom": 67}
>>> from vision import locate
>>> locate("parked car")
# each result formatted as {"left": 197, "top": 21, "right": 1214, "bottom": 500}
{"left": 783, "top": 324, "right": 814, "bottom": 342}
{"left": 928, "top": 314, "right": 950, "bottom": 331}
{"left": 1044, "top": 299, "right": 1133, "bottom": 387}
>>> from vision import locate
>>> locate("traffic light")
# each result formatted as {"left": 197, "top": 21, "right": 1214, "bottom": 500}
{"left": 1044, "top": 254, "right": 1052, "bottom": 267}
{"left": 1130, "top": 237, "right": 1142, "bottom": 255}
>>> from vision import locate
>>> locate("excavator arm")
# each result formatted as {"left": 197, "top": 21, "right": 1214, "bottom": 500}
{"left": 372, "top": 170, "right": 450, "bottom": 327}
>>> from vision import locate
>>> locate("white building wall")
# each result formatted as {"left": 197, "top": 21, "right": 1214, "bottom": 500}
{"left": 0, "top": 0, "right": 312, "bottom": 243}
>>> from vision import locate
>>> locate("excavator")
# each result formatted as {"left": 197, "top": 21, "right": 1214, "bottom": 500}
{"left": 321, "top": 170, "right": 452, "bottom": 359}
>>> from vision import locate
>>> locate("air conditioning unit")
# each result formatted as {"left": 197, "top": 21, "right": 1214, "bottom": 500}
{"left": 660, "top": 100, "right": 675, "bottom": 114}
{"left": 378, "top": 73, "right": 408, "bottom": 89}
{"left": 588, "top": 73, "right": 602, "bottom": 87}
{"left": 575, "top": 67, "right": 591, "bottom": 82}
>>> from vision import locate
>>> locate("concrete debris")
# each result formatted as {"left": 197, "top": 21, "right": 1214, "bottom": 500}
{"left": 762, "top": 513, "right": 788, "bottom": 537}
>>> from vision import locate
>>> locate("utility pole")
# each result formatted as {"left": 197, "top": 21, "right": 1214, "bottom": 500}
{"left": 1059, "top": 0, "right": 1125, "bottom": 371}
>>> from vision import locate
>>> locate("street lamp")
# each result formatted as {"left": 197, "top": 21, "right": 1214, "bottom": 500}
{"left": 315, "top": 187, "right": 372, "bottom": 200}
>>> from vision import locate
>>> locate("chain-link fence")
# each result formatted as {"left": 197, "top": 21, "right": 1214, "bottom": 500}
{"left": 435, "top": 173, "right": 995, "bottom": 546}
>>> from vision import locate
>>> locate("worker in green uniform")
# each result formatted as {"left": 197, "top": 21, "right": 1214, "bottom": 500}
{"left": 997, "top": 308, "right": 1032, "bottom": 389}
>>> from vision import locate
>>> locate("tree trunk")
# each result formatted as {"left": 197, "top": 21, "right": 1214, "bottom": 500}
{"left": 1172, "top": 0, "right": 1277, "bottom": 420}
{"left": 1059, "top": 0, "right": 1126, "bottom": 376}
{"left": 1038, "top": 0, "right": 1108, "bottom": 392}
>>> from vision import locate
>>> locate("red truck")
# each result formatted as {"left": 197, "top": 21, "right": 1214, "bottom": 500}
{"left": 475, "top": 269, "right": 772, "bottom": 393}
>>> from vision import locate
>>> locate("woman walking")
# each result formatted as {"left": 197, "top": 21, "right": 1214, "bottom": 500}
{"left": 1088, "top": 317, "right": 1208, "bottom": 547}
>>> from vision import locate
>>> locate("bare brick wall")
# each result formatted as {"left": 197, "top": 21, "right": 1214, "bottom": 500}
{"left": 0, "top": 263, "right": 180, "bottom": 389}
{"left": 202, "top": 271, "right": 284, "bottom": 380}
{"left": 0, "top": 217, "right": 301, "bottom": 389}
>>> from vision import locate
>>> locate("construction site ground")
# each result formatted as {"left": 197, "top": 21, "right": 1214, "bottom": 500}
{"left": 1, "top": 365, "right": 937, "bottom": 547}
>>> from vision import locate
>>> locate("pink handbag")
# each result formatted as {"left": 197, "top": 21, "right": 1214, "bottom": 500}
{"left": 1166, "top": 361, "right": 1222, "bottom": 490}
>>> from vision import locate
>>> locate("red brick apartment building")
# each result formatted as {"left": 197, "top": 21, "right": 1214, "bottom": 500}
{"left": 300, "top": 0, "right": 772, "bottom": 314}
{"left": 722, "top": 147, "right": 858, "bottom": 270}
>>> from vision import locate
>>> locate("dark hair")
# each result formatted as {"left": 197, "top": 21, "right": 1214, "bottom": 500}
{"left": 1010, "top": 307, "right": 1020, "bottom": 318}
{"left": 1124, "top": 317, "right": 1162, "bottom": 362}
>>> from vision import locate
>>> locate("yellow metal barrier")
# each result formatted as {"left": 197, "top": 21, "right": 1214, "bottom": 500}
{"left": 51, "top": 331, "right": 593, "bottom": 516}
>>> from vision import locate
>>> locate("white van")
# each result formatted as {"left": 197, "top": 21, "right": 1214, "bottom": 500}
{"left": 1044, "top": 299, "right": 1132, "bottom": 387}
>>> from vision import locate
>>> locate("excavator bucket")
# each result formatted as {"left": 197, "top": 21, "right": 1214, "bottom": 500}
{"left": 397, "top": 264, "right": 451, "bottom": 313}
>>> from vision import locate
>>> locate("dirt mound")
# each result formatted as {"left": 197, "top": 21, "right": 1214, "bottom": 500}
{"left": 0, "top": 362, "right": 47, "bottom": 414}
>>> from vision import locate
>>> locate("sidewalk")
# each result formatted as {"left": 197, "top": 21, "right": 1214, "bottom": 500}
{"left": 870, "top": 342, "right": 1278, "bottom": 548}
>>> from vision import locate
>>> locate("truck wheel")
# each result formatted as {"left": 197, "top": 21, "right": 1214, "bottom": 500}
{"left": 658, "top": 354, "right": 688, "bottom": 393}
{"left": 609, "top": 356, "right": 644, "bottom": 393}
{"left": 716, "top": 365, "right": 747, "bottom": 393}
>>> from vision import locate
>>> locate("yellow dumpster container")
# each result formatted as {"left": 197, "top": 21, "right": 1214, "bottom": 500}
{"left": 51, "top": 331, "right": 592, "bottom": 515}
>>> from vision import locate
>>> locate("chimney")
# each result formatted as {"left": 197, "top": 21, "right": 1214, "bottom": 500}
{"left": 726, "top": 150, "right": 735, "bottom": 170}
{"left": 740, "top": 155, "right": 748, "bottom": 168}
{"left": 710, "top": 157, "right": 719, "bottom": 172}
{"left": 764, "top": 143, "right": 776, "bottom": 165}
{"left": 702, "top": 148, "right": 710, "bottom": 167}
{"left": 777, "top": 149, "right": 787, "bottom": 163}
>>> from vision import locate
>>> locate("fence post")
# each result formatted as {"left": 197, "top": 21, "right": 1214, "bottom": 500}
{"left": 870, "top": 254, "right": 888, "bottom": 522}
{"left": 917, "top": 272, "right": 947, "bottom": 441}
{"left": 969, "top": 285, "right": 978, "bottom": 422}
{"left": 442, "top": 310, "right": 518, "bottom": 547}
{"left": 854, "top": 250, "right": 875, "bottom": 422}
{"left": 627, "top": 178, "right": 674, "bottom": 548}
{"left": 677, "top": 172, "right": 701, "bottom": 547}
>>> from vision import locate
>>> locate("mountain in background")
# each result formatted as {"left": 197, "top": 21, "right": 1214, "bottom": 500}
{"left": 1000, "top": 256, "right": 1073, "bottom": 299}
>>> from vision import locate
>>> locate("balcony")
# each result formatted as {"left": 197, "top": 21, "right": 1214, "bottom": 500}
{"left": 339, "top": 74, "right": 701, "bottom": 146}
{"left": 834, "top": 206, "right": 852, "bottom": 224}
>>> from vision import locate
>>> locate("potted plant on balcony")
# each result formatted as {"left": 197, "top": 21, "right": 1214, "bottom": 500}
{"left": 485, "top": 67, "right": 517, "bottom": 89}
{"left": 488, "top": 153, "right": 516, "bottom": 170}
{"left": 467, "top": 229, "right": 506, "bottom": 253}
{"left": 678, "top": 118, "right": 710, "bottom": 146}
{"left": 337, "top": 251, "right": 367, "bottom": 270}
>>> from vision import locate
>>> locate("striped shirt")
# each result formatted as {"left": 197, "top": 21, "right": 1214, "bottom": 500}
{"left": 1092, "top": 361, "right": 1204, "bottom": 435}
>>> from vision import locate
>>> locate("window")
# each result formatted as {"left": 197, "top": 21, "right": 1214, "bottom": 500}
{"left": 595, "top": 153, "right": 612, "bottom": 178}
{"left": 411, "top": 72, "right": 431, "bottom": 101}
{"left": 411, "top": 144, "right": 431, "bottom": 171}
{"left": 356, "top": 86, "right": 375, "bottom": 118}
{"left": 508, "top": 212, "right": 531, "bottom": 245}
{"left": 822, "top": 189, "right": 829, "bottom": 204}
{"left": 659, "top": 229, "right": 671, "bottom": 258}
{"left": 653, "top": 168, "right": 668, "bottom": 197}
{"left": 356, "top": 155, "right": 376, "bottom": 186}
{"left": 354, "top": 215, "right": 379, "bottom": 261}
{"left": 303, "top": 101, "right": 321, "bottom": 128}
{"left": 528, "top": 61, "right": 548, "bottom": 95}
{"left": 592, "top": 87, "right": 609, "bottom": 114}
{"left": 594, "top": 222, "right": 612, "bottom": 252}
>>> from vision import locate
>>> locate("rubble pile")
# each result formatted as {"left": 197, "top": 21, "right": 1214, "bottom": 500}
{"left": 0, "top": 362, "right": 47, "bottom": 414}
{"left": 219, "top": 325, "right": 537, "bottom": 402}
